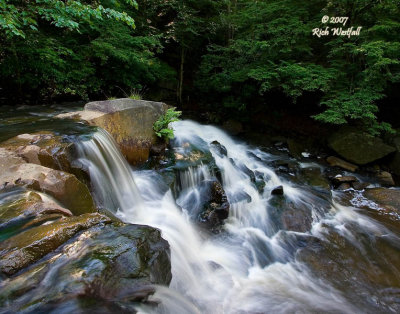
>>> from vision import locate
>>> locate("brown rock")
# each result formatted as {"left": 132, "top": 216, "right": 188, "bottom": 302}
{"left": 0, "top": 213, "right": 110, "bottom": 276}
{"left": 0, "top": 163, "right": 95, "bottom": 215}
{"left": 376, "top": 171, "right": 395, "bottom": 186}
{"left": 327, "top": 156, "right": 358, "bottom": 172}
{"left": 56, "top": 99, "right": 168, "bottom": 165}
{"left": 364, "top": 188, "right": 400, "bottom": 211}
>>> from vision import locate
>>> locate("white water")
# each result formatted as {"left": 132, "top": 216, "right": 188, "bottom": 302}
{"left": 77, "top": 121, "right": 399, "bottom": 313}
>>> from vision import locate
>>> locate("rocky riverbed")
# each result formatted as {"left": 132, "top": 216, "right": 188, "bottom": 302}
{"left": 1, "top": 99, "right": 400, "bottom": 313}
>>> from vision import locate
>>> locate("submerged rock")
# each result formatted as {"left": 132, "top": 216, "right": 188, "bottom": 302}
{"left": 328, "top": 128, "right": 395, "bottom": 165}
{"left": 57, "top": 99, "right": 168, "bottom": 165}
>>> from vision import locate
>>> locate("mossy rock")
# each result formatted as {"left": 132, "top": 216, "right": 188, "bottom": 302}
{"left": 328, "top": 128, "right": 395, "bottom": 165}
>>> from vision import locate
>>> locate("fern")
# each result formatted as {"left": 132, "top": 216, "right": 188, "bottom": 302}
{"left": 153, "top": 108, "right": 182, "bottom": 140}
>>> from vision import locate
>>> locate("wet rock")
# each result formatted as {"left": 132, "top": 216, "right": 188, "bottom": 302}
{"left": 57, "top": 99, "right": 168, "bottom": 165}
{"left": 0, "top": 213, "right": 110, "bottom": 276}
{"left": 210, "top": 140, "right": 227, "bottom": 157}
{"left": 376, "top": 171, "right": 395, "bottom": 186}
{"left": 331, "top": 175, "right": 359, "bottom": 189}
{"left": 0, "top": 189, "right": 73, "bottom": 241}
{"left": 0, "top": 223, "right": 171, "bottom": 312}
{"left": 337, "top": 183, "right": 352, "bottom": 190}
{"left": 268, "top": 197, "right": 313, "bottom": 233}
{"left": 388, "top": 137, "right": 400, "bottom": 176}
{"left": 364, "top": 188, "right": 400, "bottom": 212}
{"left": 271, "top": 185, "right": 284, "bottom": 196}
{"left": 287, "top": 139, "right": 308, "bottom": 159}
{"left": 351, "top": 182, "right": 370, "bottom": 190}
{"left": 328, "top": 128, "right": 395, "bottom": 165}
{"left": 0, "top": 162, "right": 95, "bottom": 215}
{"left": 200, "top": 180, "right": 230, "bottom": 228}
{"left": 281, "top": 206, "right": 313, "bottom": 232}
{"left": 300, "top": 167, "right": 330, "bottom": 190}
{"left": 326, "top": 156, "right": 358, "bottom": 172}
{"left": 0, "top": 133, "right": 88, "bottom": 184}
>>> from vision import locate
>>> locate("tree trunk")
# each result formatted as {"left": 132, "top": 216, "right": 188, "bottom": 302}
{"left": 178, "top": 45, "right": 185, "bottom": 104}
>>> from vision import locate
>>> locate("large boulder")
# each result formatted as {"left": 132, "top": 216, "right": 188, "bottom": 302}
{"left": 0, "top": 213, "right": 110, "bottom": 276}
{"left": 0, "top": 223, "right": 171, "bottom": 312}
{"left": 0, "top": 152, "right": 95, "bottom": 215}
{"left": 388, "top": 136, "right": 400, "bottom": 176}
{"left": 328, "top": 128, "right": 395, "bottom": 165}
{"left": 57, "top": 99, "right": 168, "bottom": 165}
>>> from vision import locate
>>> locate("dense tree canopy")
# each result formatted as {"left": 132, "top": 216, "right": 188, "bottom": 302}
{"left": 0, "top": 0, "right": 399, "bottom": 133}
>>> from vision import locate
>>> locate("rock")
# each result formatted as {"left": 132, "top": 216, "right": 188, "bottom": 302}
{"left": 328, "top": 128, "right": 395, "bottom": 165}
{"left": 0, "top": 162, "right": 95, "bottom": 215}
{"left": 210, "top": 140, "right": 227, "bottom": 157}
{"left": 364, "top": 188, "right": 400, "bottom": 212}
{"left": 271, "top": 185, "right": 284, "bottom": 196}
{"left": 0, "top": 223, "right": 171, "bottom": 312}
{"left": 351, "top": 182, "right": 370, "bottom": 190}
{"left": 376, "top": 171, "right": 395, "bottom": 186}
{"left": 388, "top": 137, "right": 400, "bottom": 176}
{"left": 331, "top": 175, "right": 358, "bottom": 188}
{"left": 326, "top": 156, "right": 358, "bottom": 172}
{"left": 0, "top": 189, "right": 73, "bottom": 241}
{"left": 287, "top": 139, "right": 308, "bottom": 159}
{"left": 337, "top": 183, "right": 352, "bottom": 190}
{"left": 57, "top": 99, "right": 168, "bottom": 165}
{"left": 200, "top": 180, "right": 230, "bottom": 228}
{"left": 0, "top": 213, "right": 110, "bottom": 276}
{"left": 300, "top": 167, "right": 330, "bottom": 190}
{"left": 268, "top": 197, "right": 313, "bottom": 233}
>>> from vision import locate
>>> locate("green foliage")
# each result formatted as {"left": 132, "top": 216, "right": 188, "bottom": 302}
{"left": 196, "top": 0, "right": 400, "bottom": 133}
{"left": 153, "top": 108, "right": 182, "bottom": 140}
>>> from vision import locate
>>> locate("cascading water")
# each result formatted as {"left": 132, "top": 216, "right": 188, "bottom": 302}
{"left": 77, "top": 121, "right": 400, "bottom": 313}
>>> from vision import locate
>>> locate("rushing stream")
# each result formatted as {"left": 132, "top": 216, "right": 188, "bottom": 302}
{"left": 76, "top": 120, "right": 400, "bottom": 313}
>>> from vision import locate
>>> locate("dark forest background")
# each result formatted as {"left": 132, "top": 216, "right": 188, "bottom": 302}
{"left": 1, "top": 0, "right": 399, "bottom": 134}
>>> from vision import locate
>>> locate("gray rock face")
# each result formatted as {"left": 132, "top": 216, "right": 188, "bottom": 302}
{"left": 85, "top": 98, "right": 166, "bottom": 115}
{"left": 328, "top": 128, "right": 395, "bottom": 165}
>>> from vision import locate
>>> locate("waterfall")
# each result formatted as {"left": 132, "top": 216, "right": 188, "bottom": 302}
{"left": 77, "top": 121, "right": 400, "bottom": 314}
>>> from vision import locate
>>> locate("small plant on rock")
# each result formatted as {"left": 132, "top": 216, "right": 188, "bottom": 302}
{"left": 153, "top": 108, "right": 182, "bottom": 140}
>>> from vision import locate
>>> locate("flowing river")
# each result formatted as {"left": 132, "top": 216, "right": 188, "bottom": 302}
{"left": 76, "top": 120, "right": 400, "bottom": 313}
